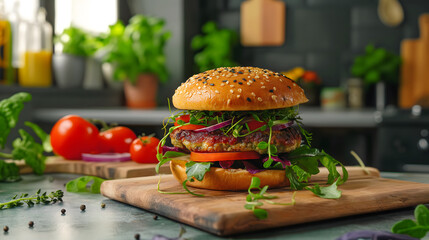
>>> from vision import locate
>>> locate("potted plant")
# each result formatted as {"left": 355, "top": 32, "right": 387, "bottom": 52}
{"left": 102, "top": 15, "right": 171, "bottom": 108}
{"left": 53, "top": 26, "right": 98, "bottom": 88}
{"left": 191, "top": 21, "right": 238, "bottom": 72}
{"left": 350, "top": 44, "right": 401, "bottom": 109}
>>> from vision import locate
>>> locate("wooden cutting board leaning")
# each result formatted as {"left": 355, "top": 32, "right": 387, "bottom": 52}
{"left": 100, "top": 165, "right": 429, "bottom": 236}
{"left": 17, "top": 156, "right": 171, "bottom": 179}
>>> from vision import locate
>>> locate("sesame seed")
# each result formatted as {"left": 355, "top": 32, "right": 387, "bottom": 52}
{"left": 242, "top": 78, "right": 246, "bottom": 81}
{"left": 215, "top": 90, "right": 219, "bottom": 94}
{"left": 227, "top": 99, "right": 231, "bottom": 105}
{"left": 221, "top": 83, "right": 225, "bottom": 86}
{"left": 210, "top": 83, "right": 214, "bottom": 86}
{"left": 238, "top": 82, "right": 243, "bottom": 85}
{"left": 279, "top": 79, "right": 283, "bottom": 82}
{"left": 269, "top": 89, "right": 274, "bottom": 93}
{"left": 238, "top": 88, "right": 242, "bottom": 93}
{"left": 261, "top": 86, "right": 266, "bottom": 89}
{"left": 237, "top": 95, "right": 240, "bottom": 98}
{"left": 233, "top": 80, "right": 237, "bottom": 83}
{"left": 230, "top": 89, "right": 234, "bottom": 93}
{"left": 252, "top": 78, "right": 256, "bottom": 82}
{"left": 247, "top": 82, "right": 252, "bottom": 85}
{"left": 260, "top": 82, "right": 264, "bottom": 85}
{"left": 257, "top": 97, "right": 263, "bottom": 102}
{"left": 230, "top": 85, "right": 235, "bottom": 88}
{"left": 271, "top": 95, "right": 278, "bottom": 100}
{"left": 198, "top": 86, "right": 201, "bottom": 90}
{"left": 287, "top": 86, "right": 291, "bottom": 89}
{"left": 238, "top": 71, "right": 243, "bottom": 74}
{"left": 222, "top": 80, "right": 228, "bottom": 82}
{"left": 251, "top": 92, "right": 256, "bottom": 96}
{"left": 255, "top": 75, "right": 260, "bottom": 79}
{"left": 293, "top": 83, "right": 297, "bottom": 86}
{"left": 273, "top": 87, "right": 277, "bottom": 91}
{"left": 247, "top": 97, "right": 252, "bottom": 102}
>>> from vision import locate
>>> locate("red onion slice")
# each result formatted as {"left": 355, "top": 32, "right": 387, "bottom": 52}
{"left": 262, "top": 156, "right": 291, "bottom": 168}
{"left": 272, "top": 121, "right": 294, "bottom": 131}
{"left": 82, "top": 153, "right": 131, "bottom": 162}
{"left": 193, "top": 119, "right": 233, "bottom": 132}
{"left": 219, "top": 160, "right": 234, "bottom": 169}
{"left": 162, "top": 146, "right": 185, "bottom": 154}
{"left": 243, "top": 161, "right": 264, "bottom": 174}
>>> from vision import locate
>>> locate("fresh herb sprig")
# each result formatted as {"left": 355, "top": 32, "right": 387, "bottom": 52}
{"left": 0, "top": 189, "right": 64, "bottom": 210}
{"left": 245, "top": 177, "right": 296, "bottom": 219}
{"left": 0, "top": 93, "right": 51, "bottom": 182}
{"left": 392, "top": 204, "right": 429, "bottom": 239}
{"left": 66, "top": 176, "right": 106, "bottom": 194}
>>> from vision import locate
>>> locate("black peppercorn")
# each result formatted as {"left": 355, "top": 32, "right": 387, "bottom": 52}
{"left": 101, "top": 203, "right": 106, "bottom": 208}
{"left": 80, "top": 205, "right": 86, "bottom": 211}
{"left": 153, "top": 215, "right": 158, "bottom": 220}
{"left": 28, "top": 221, "right": 34, "bottom": 228}
{"left": 3, "top": 226, "right": 9, "bottom": 232}
{"left": 61, "top": 208, "right": 66, "bottom": 214}
{"left": 134, "top": 233, "right": 140, "bottom": 240}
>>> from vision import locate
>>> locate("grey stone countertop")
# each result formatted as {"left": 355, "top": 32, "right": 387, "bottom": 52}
{"left": 0, "top": 172, "right": 428, "bottom": 240}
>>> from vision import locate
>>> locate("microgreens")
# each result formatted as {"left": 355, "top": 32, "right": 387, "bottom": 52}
{"left": 392, "top": 204, "right": 429, "bottom": 239}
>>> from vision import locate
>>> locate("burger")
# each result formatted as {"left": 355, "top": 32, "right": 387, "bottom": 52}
{"left": 156, "top": 66, "right": 346, "bottom": 193}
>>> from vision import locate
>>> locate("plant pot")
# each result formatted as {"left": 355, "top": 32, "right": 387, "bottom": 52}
{"left": 53, "top": 53, "right": 85, "bottom": 88}
{"left": 83, "top": 57, "right": 103, "bottom": 90}
{"left": 101, "top": 63, "right": 123, "bottom": 90}
{"left": 123, "top": 74, "right": 158, "bottom": 108}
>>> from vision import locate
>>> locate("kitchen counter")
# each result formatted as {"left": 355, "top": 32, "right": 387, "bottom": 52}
{"left": 33, "top": 107, "right": 380, "bottom": 128}
{"left": 0, "top": 172, "right": 428, "bottom": 240}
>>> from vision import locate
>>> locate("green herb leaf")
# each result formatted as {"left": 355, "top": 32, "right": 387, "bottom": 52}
{"left": 0, "top": 92, "right": 32, "bottom": 148}
{"left": 253, "top": 208, "right": 268, "bottom": 219}
{"left": 66, "top": 176, "right": 106, "bottom": 194}
{"left": 392, "top": 204, "right": 429, "bottom": 239}
{"left": 306, "top": 180, "right": 342, "bottom": 199}
{"left": 0, "top": 161, "right": 21, "bottom": 182}
{"left": 24, "top": 121, "right": 52, "bottom": 152}
{"left": 0, "top": 189, "right": 63, "bottom": 210}
{"left": 185, "top": 161, "right": 211, "bottom": 182}
{"left": 12, "top": 129, "right": 46, "bottom": 175}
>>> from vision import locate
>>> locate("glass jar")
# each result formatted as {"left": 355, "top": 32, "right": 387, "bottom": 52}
{"left": 18, "top": 8, "right": 52, "bottom": 87}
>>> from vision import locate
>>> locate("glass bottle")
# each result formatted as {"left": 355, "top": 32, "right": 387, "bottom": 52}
{"left": 18, "top": 7, "right": 52, "bottom": 87}
{"left": 8, "top": 1, "right": 21, "bottom": 83}
{"left": 0, "top": 0, "right": 13, "bottom": 84}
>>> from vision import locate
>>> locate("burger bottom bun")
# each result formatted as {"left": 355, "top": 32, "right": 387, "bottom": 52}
{"left": 170, "top": 158, "right": 290, "bottom": 191}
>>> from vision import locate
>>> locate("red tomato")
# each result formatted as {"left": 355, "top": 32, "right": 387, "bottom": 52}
{"left": 246, "top": 120, "right": 267, "bottom": 131}
{"left": 50, "top": 115, "right": 100, "bottom": 160}
{"left": 99, "top": 126, "right": 137, "bottom": 153}
{"left": 174, "top": 115, "right": 205, "bottom": 130}
{"left": 190, "top": 151, "right": 260, "bottom": 162}
{"left": 129, "top": 136, "right": 161, "bottom": 163}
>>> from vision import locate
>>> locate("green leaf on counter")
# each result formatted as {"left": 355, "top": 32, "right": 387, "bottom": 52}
{"left": 0, "top": 161, "right": 21, "bottom": 182}
{"left": 0, "top": 92, "right": 32, "bottom": 148}
{"left": 391, "top": 204, "right": 429, "bottom": 239}
{"left": 66, "top": 176, "right": 106, "bottom": 194}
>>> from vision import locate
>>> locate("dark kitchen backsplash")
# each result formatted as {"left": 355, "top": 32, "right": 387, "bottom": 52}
{"left": 195, "top": 0, "right": 429, "bottom": 88}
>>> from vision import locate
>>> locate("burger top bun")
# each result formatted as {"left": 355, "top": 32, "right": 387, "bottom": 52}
{"left": 170, "top": 158, "right": 290, "bottom": 191}
{"left": 173, "top": 66, "right": 308, "bottom": 111}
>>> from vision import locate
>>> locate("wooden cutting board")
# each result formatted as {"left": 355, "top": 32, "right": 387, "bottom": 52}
{"left": 100, "top": 166, "right": 429, "bottom": 236}
{"left": 17, "top": 156, "right": 171, "bottom": 179}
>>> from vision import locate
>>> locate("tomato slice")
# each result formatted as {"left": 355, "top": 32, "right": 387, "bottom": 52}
{"left": 174, "top": 115, "right": 205, "bottom": 130}
{"left": 190, "top": 151, "right": 260, "bottom": 162}
{"left": 246, "top": 120, "right": 267, "bottom": 131}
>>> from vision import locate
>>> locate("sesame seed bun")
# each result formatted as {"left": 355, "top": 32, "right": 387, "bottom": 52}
{"left": 170, "top": 158, "right": 290, "bottom": 191}
{"left": 173, "top": 66, "right": 308, "bottom": 111}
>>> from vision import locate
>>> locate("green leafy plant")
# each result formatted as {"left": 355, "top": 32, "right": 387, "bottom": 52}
{"left": 66, "top": 176, "right": 106, "bottom": 194}
{"left": 351, "top": 44, "right": 401, "bottom": 85}
{"left": 55, "top": 26, "right": 102, "bottom": 57}
{"left": 0, "top": 189, "right": 63, "bottom": 210}
{"left": 392, "top": 204, "right": 429, "bottom": 239}
{"left": 102, "top": 15, "right": 171, "bottom": 84}
{"left": 0, "top": 92, "right": 51, "bottom": 182}
{"left": 191, "top": 21, "right": 238, "bottom": 72}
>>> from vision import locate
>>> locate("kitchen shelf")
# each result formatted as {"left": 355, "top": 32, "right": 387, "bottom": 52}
{"left": 32, "top": 107, "right": 379, "bottom": 128}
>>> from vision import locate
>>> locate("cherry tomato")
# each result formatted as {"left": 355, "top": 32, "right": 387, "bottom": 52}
{"left": 174, "top": 115, "right": 205, "bottom": 130}
{"left": 246, "top": 120, "right": 267, "bottom": 131}
{"left": 50, "top": 115, "right": 99, "bottom": 160}
{"left": 99, "top": 126, "right": 137, "bottom": 153}
{"left": 190, "top": 151, "right": 260, "bottom": 162}
{"left": 130, "top": 136, "right": 161, "bottom": 163}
